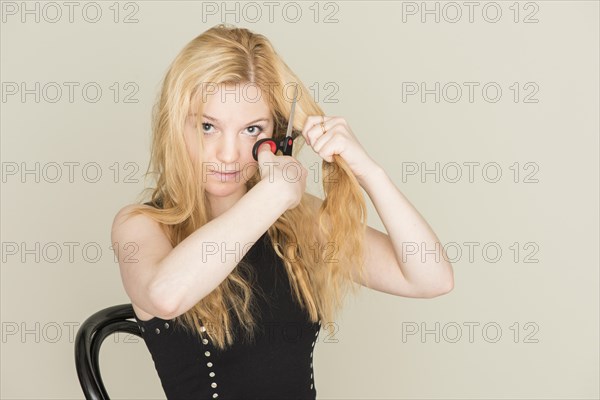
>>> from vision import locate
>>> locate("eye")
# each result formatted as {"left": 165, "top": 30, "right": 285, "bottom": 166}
{"left": 199, "top": 122, "right": 265, "bottom": 136}
{"left": 201, "top": 122, "right": 215, "bottom": 134}
{"left": 245, "top": 125, "right": 265, "bottom": 136}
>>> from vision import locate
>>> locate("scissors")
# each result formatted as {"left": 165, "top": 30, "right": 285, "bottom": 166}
{"left": 252, "top": 84, "right": 298, "bottom": 161}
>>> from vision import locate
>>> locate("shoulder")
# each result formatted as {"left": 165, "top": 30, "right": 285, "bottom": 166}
{"left": 111, "top": 203, "right": 162, "bottom": 240}
{"left": 112, "top": 203, "right": 142, "bottom": 229}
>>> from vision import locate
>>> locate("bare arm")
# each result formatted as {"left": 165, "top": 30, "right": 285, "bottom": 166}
{"left": 112, "top": 178, "right": 292, "bottom": 321}
{"left": 148, "top": 179, "right": 290, "bottom": 319}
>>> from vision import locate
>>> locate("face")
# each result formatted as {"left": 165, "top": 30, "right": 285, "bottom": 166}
{"left": 184, "top": 82, "right": 273, "bottom": 209}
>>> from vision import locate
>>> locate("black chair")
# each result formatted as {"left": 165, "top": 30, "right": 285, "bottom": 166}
{"left": 75, "top": 303, "right": 142, "bottom": 400}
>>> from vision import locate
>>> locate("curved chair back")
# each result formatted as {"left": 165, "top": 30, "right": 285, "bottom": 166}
{"left": 75, "top": 304, "right": 142, "bottom": 400}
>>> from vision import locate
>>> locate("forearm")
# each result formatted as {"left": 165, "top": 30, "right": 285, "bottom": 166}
{"left": 361, "top": 166, "right": 454, "bottom": 293}
{"left": 150, "top": 179, "right": 290, "bottom": 318}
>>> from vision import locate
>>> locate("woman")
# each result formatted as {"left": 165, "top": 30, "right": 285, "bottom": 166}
{"left": 111, "top": 24, "right": 454, "bottom": 399}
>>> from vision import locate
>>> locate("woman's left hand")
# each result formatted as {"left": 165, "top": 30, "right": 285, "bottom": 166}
{"left": 301, "top": 115, "right": 381, "bottom": 186}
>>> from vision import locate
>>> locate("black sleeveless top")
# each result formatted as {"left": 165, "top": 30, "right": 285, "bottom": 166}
{"left": 133, "top": 201, "right": 321, "bottom": 399}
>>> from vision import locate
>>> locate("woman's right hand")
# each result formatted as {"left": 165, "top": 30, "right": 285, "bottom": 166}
{"left": 254, "top": 132, "right": 307, "bottom": 209}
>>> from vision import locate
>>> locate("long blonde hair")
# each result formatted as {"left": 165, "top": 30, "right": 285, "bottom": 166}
{"left": 123, "top": 24, "right": 369, "bottom": 350}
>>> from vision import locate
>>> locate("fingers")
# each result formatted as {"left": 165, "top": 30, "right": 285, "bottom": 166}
{"left": 301, "top": 115, "right": 336, "bottom": 146}
{"left": 255, "top": 132, "right": 270, "bottom": 152}
{"left": 256, "top": 132, "right": 270, "bottom": 154}
{"left": 255, "top": 132, "right": 274, "bottom": 164}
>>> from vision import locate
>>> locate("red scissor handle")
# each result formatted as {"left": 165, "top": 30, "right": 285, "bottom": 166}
{"left": 252, "top": 137, "right": 294, "bottom": 161}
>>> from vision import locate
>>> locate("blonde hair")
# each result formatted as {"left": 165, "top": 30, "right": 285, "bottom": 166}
{"left": 124, "top": 24, "right": 369, "bottom": 350}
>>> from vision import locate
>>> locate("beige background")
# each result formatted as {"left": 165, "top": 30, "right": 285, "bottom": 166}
{"left": 1, "top": 1, "right": 598, "bottom": 399}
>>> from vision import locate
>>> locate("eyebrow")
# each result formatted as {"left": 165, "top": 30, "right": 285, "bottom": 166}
{"left": 201, "top": 114, "right": 269, "bottom": 125}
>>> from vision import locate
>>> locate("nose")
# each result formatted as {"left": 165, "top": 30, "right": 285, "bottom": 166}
{"left": 216, "top": 132, "right": 241, "bottom": 166}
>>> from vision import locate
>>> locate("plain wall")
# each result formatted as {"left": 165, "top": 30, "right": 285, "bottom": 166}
{"left": 1, "top": 1, "right": 598, "bottom": 399}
